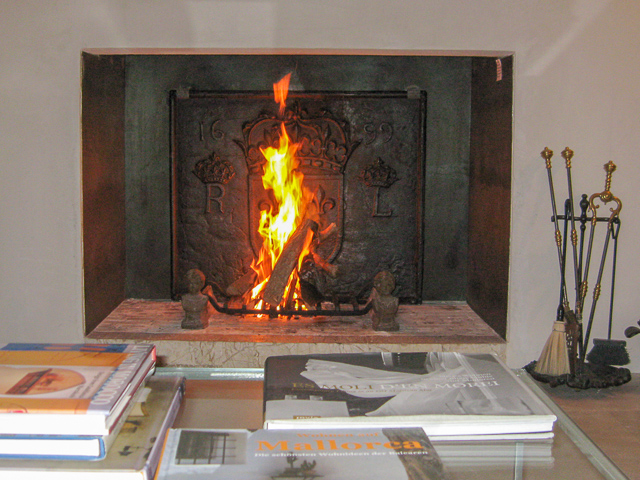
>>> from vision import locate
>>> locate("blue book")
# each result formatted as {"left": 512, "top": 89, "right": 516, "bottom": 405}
{"left": 0, "top": 376, "right": 157, "bottom": 461}
{"left": 0, "top": 432, "right": 111, "bottom": 461}
{"left": 0, "top": 375, "right": 184, "bottom": 477}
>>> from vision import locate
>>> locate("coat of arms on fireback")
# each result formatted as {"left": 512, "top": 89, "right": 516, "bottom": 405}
{"left": 235, "top": 100, "right": 361, "bottom": 264}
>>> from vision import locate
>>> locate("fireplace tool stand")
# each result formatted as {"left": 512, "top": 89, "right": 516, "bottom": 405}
{"left": 526, "top": 148, "right": 631, "bottom": 389}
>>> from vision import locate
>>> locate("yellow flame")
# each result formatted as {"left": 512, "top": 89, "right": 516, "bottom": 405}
{"left": 249, "top": 74, "right": 310, "bottom": 309}
{"left": 258, "top": 123, "right": 304, "bottom": 259}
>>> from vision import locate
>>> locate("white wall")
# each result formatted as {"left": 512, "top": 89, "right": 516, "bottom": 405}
{"left": 1, "top": 0, "right": 639, "bottom": 370}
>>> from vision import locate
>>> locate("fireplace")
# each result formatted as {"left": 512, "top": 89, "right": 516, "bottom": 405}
{"left": 82, "top": 51, "right": 512, "bottom": 357}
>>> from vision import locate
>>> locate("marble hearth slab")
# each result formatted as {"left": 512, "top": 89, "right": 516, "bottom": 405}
{"left": 87, "top": 299, "right": 505, "bottom": 368}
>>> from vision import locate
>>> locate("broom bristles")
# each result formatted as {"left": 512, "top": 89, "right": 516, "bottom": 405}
{"left": 535, "top": 321, "right": 571, "bottom": 376}
{"left": 586, "top": 338, "right": 630, "bottom": 366}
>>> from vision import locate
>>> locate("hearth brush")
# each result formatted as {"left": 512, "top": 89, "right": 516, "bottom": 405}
{"left": 581, "top": 162, "right": 629, "bottom": 366}
{"left": 534, "top": 147, "right": 571, "bottom": 376}
{"left": 585, "top": 217, "right": 630, "bottom": 366}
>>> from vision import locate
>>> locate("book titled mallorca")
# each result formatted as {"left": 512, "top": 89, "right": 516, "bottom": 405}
{"left": 263, "top": 352, "right": 556, "bottom": 439}
{"left": 0, "top": 343, "right": 156, "bottom": 437}
{"left": 156, "top": 427, "right": 449, "bottom": 480}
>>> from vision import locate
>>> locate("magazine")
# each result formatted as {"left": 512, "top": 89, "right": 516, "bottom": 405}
{"left": 0, "top": 375, "right": 184, "bottom": 479}
{"left": 0, "top": 343, "right": 156, "bottom": 436}
{"left": 263, "top": 352, "right": 556, "bottom": 438}
{"left": 156, "top": 426, "right": 450, "bottom": 479}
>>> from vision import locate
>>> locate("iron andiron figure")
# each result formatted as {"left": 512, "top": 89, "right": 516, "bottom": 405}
{"left": 371, "top": 270, "right": 400, "bottom": 332}
{"left": 180, "top": 269, "right": 213, "bottom": 330}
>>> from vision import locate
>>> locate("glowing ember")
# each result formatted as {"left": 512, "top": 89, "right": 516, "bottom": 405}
{"left": 249, "top": 74, "right": 313, "bottom": 310}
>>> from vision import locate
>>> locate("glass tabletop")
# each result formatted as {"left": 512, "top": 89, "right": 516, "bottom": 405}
{"left": 155, "top": 367, "right": 629, "bottom": 480}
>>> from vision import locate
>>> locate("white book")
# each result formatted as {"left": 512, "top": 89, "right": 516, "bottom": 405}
{"left": 0, "top": 343, "right": 156, "bottom": 437}
{"left": 263, "top": 352, "right": 557, "bottom": 439}
{"left": 0, "top": 375, "right": 185, "bottom": 479}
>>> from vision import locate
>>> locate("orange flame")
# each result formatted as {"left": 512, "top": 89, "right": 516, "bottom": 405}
{"left": 273, "top": 73, "right": 291, "bottom": 116}
{"left": 249, "top": 74, "right": 310, "bottom": 310}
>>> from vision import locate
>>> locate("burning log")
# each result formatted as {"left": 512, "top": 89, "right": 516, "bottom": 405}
{"left": 310, "top": 222, "right": 339, "bottom": 277}
{"left": 311, "top": 252, "right": 338, "bottom": 278}
{"left": 317, "top": 222, "right": 337, "bottom": 243}
{"left": 296, "top": 222, "right": 340, "bottom": 307}
{"left": 299, "top": 255, "right": 325, "bottom": 308}
{"left": 225, "top": 270, "right": 258, "bottom": 297}
{"left": 262, "top": 219, "right": 318, "bottom": 307}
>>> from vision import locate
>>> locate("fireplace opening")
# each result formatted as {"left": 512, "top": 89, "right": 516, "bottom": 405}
{"left": 82, "top": 51, "right": 512, "bottom": 344}
{"left": 172, "top": 81, "right": 426, "bottom": 315}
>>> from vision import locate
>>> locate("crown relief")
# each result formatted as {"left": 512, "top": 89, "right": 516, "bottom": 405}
{"left": 192, "top": 152, "right": 236, "bottom": 185}
{"left": 234, "top": 101, "right": 361, "bottom": 175}
{"left": 361, "top": 157, "right": 399, "bottom": 189}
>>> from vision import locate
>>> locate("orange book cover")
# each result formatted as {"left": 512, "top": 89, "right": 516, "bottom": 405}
{"left": 0, "top": 344, "right": 155, "bottom": 416}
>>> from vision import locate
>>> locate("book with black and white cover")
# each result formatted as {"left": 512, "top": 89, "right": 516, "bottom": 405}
{"left": 263, "top": 352, "right": 556, "bottom": 439}
{"left": 0, "top": 343, "right": 156, "bottom": 437}
{"left": 0, "top": 375, "right": 185, "bottom": 479}
{"left": 156, "top": 426, "right": 450, "bottom": 480}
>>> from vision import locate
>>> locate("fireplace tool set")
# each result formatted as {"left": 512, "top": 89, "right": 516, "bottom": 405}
{"left": 526, "top": 147, "right": 631, "bottom": 389}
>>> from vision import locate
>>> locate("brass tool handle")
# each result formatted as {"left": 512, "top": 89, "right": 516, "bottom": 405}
{"left": 588, "top": 161, "right": 622, "bottom": 225}
{"left": 542, "top": 147, "right": 553, "bottom": 169}
{"left": 604, "top": 160, "right": 615, "bottom": 194}
{"left": 540, "top": 147, "right": 569, "bottom": 308}
{"left": 561, "top": 147, "right": 574, "bottom": 169}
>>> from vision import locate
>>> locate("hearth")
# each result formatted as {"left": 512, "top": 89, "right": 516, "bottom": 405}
{"left": 81, "top": 51, "right": 513, "bottom": 344}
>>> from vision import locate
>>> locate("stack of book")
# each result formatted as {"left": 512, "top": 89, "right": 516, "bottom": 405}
{"left": 154, "top": 351, "right": 558, "bottom": 479}
{"left": 260, "top": 351, "right": 558, "bottom": 466}
{"left": 0, "top": 342, "right": 184, "bottom": 479}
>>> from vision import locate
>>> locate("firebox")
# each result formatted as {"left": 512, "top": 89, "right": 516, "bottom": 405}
{"left": 171, "top": 87, "right": 426, "bottom": 311}
{"left": 81, "top": 51, "right": 512, "bottom": 344}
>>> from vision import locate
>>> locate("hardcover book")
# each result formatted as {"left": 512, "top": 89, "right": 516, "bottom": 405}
{"left": 156, "top": 426, "right": 449, "bottom": 480}
{"left": 0, "top": 377, "right": 152, "bottom": 460}
{"left": 0, "top": 375, "right": 185, "bottom": 479}
{"left": 0, "top": 343, "right": 156, "bottom": 436}
{"left": 433, "top": 438, "right": 554, "bottom": 467}
{"left": 263, "top": 352, "right": 556, "bottom": 439}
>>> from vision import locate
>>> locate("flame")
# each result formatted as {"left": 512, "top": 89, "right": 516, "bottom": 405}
{"left": 248, "top": 74, "right": 311, "bottom": 310}
{"left": 273, "top": 73, "right": 291, "bottom": 116}
{"left": 258, "top": 123, "right": 304, "bottom": 258}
